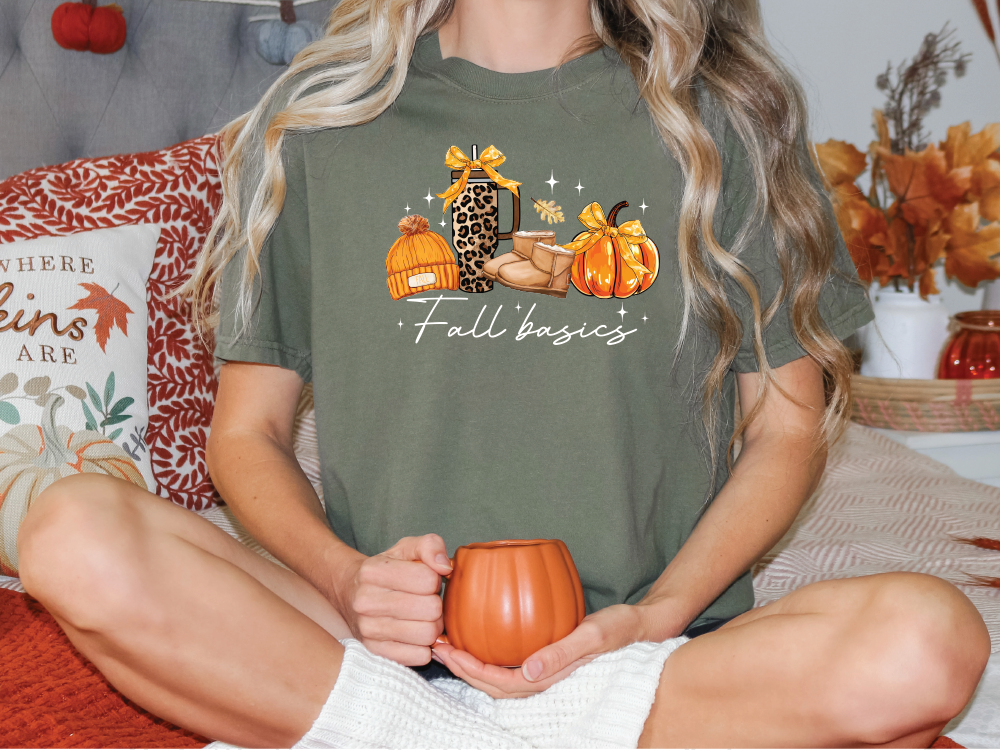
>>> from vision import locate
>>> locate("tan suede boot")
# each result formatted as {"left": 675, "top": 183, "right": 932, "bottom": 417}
{"left": 483, "top": 230, "right": 555, "bottom": 281}
{"left": 495, "top": 241, "right": 575, "bottom": 298}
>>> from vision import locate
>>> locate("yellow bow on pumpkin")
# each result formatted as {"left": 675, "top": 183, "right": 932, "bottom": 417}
{"left": 436, "top": 145, "right": 522, "bottom": 213}
{"left": 560, "top": 202, "right": 652, "bottom": 277}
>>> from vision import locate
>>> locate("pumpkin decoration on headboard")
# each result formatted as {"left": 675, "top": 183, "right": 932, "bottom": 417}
{"left": 51, "top": 0, "right": 127, "bottom": 55}
{"left": 256, "top": 0, "right": 323, "bottom": 66}
{"left": 566, "top": 201, "right": 659, "bottom": 299}
{"left": 0, "top": 395, "right": 146, "bottom": 576}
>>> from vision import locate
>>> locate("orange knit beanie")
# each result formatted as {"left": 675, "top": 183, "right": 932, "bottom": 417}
{"left": 386, "top": 215, "right": 460, "bottom": 300}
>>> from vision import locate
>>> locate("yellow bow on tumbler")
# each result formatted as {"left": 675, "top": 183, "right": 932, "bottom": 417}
{"left": 436, "top": 145, "right": 522, "bottom": 213}
{"left": 561, "top": 202, "right": 652, "bottom": 276}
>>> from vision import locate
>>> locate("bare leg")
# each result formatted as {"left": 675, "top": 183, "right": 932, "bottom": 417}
{"left": 18, "top": 474, "right": 350, "bottom": 748}
{"left": 640, "top": 574, "right": 990, "bottom": 748}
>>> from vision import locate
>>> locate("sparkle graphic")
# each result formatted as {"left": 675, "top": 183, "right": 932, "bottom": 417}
{"left": 515, "top": 302, "right": 521, "bottom": 312}
{"left": 423, "top": 189, "right": 435, "bottom": 205}
{"left": 639, "top": 200, "right": 648, "bottom": 214}
{"left": 642, "top": 315, "right": 648, "bottom": 323}
{"left": 617, "top": 304, "right": 628, "bottom": 321}
{"left": 574, "top": 180, "right": 585, "bottom": 194}
{"left": 398, "top": 320, "right": 403, "bottom": 329}
{"left": 439, "top": 217, "right": 447, "bottom": 227}
{"left": 545, "top": 171, "right": 559, "bottom": 192}
{"left": 404, "top": 204, "right": 411, "bottom": 214}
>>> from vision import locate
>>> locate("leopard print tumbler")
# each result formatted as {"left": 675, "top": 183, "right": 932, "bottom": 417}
{"left": 450, "top": 157, "right": 520, "bottom": 293}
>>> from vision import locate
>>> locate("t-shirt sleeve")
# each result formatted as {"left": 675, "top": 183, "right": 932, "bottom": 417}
{"left": 714, "top": 119, "right": 874, "bottom": 373}
{"left": 214, "top": 133, "right": 313, "bottom": 383}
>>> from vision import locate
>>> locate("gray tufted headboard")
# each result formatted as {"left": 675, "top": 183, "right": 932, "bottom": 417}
{"left": 0, "top": 0, "right": 336, "bottom": 179}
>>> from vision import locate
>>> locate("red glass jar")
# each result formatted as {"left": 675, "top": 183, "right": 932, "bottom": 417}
{"left": 937, "top": 311, "right": 1000, "bottom": 379}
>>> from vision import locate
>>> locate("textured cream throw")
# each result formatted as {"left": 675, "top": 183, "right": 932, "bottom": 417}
{"left": 208, "top": 637, "right": 687, "bottom": 749}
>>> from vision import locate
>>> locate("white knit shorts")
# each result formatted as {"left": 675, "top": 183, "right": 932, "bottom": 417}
{"left": 235, "top": 636, "right": 685, "bottom": 749}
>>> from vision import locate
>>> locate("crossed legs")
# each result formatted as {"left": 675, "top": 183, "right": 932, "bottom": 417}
{"left": 641, "top": 574, "right": 989, "bottom": 748}
{"left": 18, "top": 474, "right": 991, "bottom": 748}
{"left": 18, "top": 474, "right": 348, "bottom": 748}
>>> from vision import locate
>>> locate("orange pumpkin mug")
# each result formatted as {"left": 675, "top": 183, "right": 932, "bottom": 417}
{"left": 439, "top": 539, "right": 586, "bottom": 667}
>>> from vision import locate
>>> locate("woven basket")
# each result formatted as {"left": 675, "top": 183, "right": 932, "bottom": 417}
{"left": 851, "top": 375, "right": 1000, "bottom": 432}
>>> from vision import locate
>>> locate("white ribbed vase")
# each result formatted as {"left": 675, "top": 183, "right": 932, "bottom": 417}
{"left": 860, "top": 285, "right": 951, "bottom": 379}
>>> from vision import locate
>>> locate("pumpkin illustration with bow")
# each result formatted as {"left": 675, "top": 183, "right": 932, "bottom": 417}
{"left": 564, "top": 201, "right": 659, "bottom": 298}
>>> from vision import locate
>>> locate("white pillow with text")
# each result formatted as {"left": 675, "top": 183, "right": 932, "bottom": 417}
{"left": 0, "top": 224, "right": 159, "bottom": 575}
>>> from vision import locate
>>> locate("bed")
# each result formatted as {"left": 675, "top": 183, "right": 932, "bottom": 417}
{"left": 1, "top": 1, "right": 998, "bottom": 747}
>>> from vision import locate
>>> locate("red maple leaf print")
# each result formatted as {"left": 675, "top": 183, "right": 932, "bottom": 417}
{"left": 68, "top": 282, "right": 134, "bottom": 352}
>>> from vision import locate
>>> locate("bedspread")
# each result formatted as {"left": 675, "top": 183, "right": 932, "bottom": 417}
{"left": 753, "top": 423, "right": 1000, "bottom": 651}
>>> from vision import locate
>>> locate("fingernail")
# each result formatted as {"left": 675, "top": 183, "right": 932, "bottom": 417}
{"left": 435, "top": 554, "right": 452, "bottom": 568}
{"left": 430, "top": 652, "right": 444, "bottom": 664}
{"left": 524, "top": 659, "right": 543, "bottom": 681}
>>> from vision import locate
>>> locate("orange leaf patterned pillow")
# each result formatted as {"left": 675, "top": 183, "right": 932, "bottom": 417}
{"left": 0, "top": 136, "right": 222, "bottom": 512}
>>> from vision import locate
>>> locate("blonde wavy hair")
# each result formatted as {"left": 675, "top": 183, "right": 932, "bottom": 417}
{"left": 184, "top": 0, "right": 855, "bottom": 469}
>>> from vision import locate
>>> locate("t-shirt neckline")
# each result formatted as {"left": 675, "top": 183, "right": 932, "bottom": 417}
{"left": 410, "top": 31, "right": 617, "bottom": 101}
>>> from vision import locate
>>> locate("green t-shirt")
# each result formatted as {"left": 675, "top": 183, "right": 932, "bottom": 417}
{"left": 215, "top": 32, "right": 873, "bottom": 627}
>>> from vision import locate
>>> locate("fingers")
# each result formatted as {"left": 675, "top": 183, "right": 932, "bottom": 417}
{"left": 357, "top": 615, "right": 443, "bottom": 647}
{"left": 345, "top": 535, "right": 451, "bottom": 667}
{"left": 385, "top": 534, "right": 453, "bottom": 576}
{"left": 522, "top": 605, "right": 640, "bottom": 682}
{"left": 521, "top": 623, "right": 599, "bottom": 682}
{"left": 433, "top": 644, "right": 537, "bottom": 699}
{"left": 364, "top": 639, "right": 433, "bottom": 667}
{"left": 352, "top": 559, "right": 444, "bottom": 658}
{"left": 432, "top": 643, "right": 579, "bottom": 699}
{"left": 358, "top": 556, "right": 442, "bottom": 596}
{"left": 448, "top": 649, "right": 526, "bottom": 687}
{"left": 354, "top": 586, "right": 443, "bottom": 621}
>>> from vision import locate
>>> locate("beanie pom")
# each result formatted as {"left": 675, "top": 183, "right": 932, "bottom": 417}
{"left": 398, "top": 215, "right": 430, "bottom": 235}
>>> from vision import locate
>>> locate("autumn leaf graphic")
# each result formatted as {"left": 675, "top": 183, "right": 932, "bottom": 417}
{"left": 68, "top": 282, "right": 134, "bottom": 353}
{"left": 531, "top": 197, "right": 565, "bottom": 224}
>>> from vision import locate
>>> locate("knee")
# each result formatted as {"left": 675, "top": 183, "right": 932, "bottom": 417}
{"left": 18, "top": 474, "right": 147, "bottom": 630}
{"left": 867, "top": 573, "right": 989, "bottom": 709}
{"left": 828, "top": 573, "right": 990, "bottom": 743}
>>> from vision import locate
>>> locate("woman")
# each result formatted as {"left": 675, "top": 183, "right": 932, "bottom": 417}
{"left": 17, "top": 0, "right": 990, "bottom": 747}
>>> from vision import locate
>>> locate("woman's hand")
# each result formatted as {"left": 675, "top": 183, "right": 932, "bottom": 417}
{"left": 432, "top": 603, "right": 662, "bottom": 699}
{"left": 334, "top": 534, "right": 453, "bottom": 666}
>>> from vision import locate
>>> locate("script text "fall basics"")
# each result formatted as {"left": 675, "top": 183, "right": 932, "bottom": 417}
{"left": 405, "top": 296, "right": 638, "bottom": 345}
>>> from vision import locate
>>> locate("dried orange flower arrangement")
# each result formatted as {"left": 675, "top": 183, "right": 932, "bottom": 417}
{"left": 815, "top": 25, "right": 1000, "bottom": 297}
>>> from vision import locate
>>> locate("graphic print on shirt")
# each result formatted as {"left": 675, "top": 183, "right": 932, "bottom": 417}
{"left": 385, "top": 215, "right": 460, "bottom": 301}
{"left": 482, "top": 199, "right": 659, "bottom": 300}
{"left": 564, "top": 201, "right": 659, "bottom": 298}
{"left": 531, "top": 198, "right": 565, "bottom": 225}
{"left": 437, "top": 145, "right": 523, "bottom": 294}
{"left": 384, "top": 144, "right": 664, "bottom": 348}
{"left": 385, "top": 143, "right": 660, "bottom": 303}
